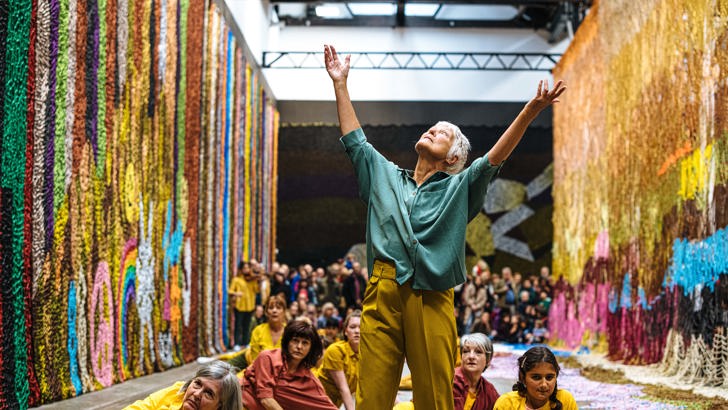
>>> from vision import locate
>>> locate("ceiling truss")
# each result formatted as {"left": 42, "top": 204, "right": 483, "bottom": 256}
{"left": 262, "top": 51, "right": 561, "bottom": 71}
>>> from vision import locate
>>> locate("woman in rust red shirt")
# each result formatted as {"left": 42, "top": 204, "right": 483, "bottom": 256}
{"left": 241, "top": 319, "right": 337, "bottom": 410}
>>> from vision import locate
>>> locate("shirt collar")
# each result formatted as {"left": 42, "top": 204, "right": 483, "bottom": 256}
{"left": 400, "top": 168, "right": 449, "bottom": 184}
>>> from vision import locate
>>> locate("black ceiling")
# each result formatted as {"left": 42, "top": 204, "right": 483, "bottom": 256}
{"left": 270, "top": 1, "right": 591, "bottom": 39}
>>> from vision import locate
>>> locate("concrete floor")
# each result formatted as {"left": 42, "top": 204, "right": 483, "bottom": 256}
{"left": 31, "top": 361, "right": 205, "bottom": 410}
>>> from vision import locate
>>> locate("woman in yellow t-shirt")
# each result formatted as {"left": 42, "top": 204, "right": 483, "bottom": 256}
{"left": 228, "top": 294, "right": 287, "bottom": 371}
{"left": 493, "top": 346, "right": 578, "bottom": 410}
{"left": 316, "top": 310, "right": 361, "bottom": 410}
{"left": 123, "top": 360, "right": 241, "bottom": 410}
{"left": 247, "top": 294, "right": 287, "bottom": 361}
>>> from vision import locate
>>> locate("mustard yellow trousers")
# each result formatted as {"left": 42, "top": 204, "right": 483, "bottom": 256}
{"left": 356, "top": 260, "right": 457, "bottom": 410}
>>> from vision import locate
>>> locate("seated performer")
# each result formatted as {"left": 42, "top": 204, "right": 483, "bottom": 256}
{"left": 227, "top": 294, "right": 287, "bottom": 371}
{"left": 241, "top": 319, "right": 337, "bottom": 410}
{"left": 493, "top": 346, "right": 577, "bottom": 410}
{"left": 123, "top": 360, "right": 241, "bottom": 410}
{"left": 316, "top": 310, "right": 362, "bottom": 410}
{"left": 393, "top": 333, "right": 499, "bottom": 410}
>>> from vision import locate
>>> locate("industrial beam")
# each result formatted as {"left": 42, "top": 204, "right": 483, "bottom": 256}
{"left": 262, "top": 51, "right": 561, "bottom": 71}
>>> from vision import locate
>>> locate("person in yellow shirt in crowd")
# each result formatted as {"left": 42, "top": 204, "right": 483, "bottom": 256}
{"left": 316, "top": 310, "right": 361, "bottom": 410}
{"left": 123, "top": 360, "right": 241, "bottom": 410}
{"left": 228, "top": 294, "right": 288, "bottom": 371}
{"left": 228, "top": 261, "right": 260, "bottom": 350}
{"left": 493, "top": 346, "right": 577, "bottom": 410}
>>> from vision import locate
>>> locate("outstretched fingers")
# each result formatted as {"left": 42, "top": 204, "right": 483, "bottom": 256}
{"left": 549, "top": 80, "right": 567, "bottom": 102}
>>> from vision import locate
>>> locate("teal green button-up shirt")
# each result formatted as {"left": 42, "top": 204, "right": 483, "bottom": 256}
{"left": 341, "top": 128, "right": 501, "bottom": 291}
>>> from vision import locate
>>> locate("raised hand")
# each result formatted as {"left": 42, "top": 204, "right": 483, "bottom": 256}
{"left": 324, "top": 44, "right": 351, "bottom": 84}
{"left": 527, "top": 79, "right": 567, "bottom": 112}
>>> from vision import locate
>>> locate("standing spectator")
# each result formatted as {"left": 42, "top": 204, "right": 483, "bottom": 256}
{"left": 289, "top": 267, "right": 302, "bottom": 303}
{"left": 251, "top": 259, "right": 268, "bottom": 305}
{"left": 539, "top": 266, "right": 553, "bottom": 296}
{"left": 505, "top": 314, "right": 525, "bottom": 344}
{"left": 320, "top": 264, "right": 342, "bottom": 306}
{"left": 463, "top": 274, "right": 488, "bottom": 333}
{"left": 342, "top": 262, "right": 366, "bottom": 310}
{"left": 270, "top": 269, "right": 291, "bottom": 303}
{"left": 229, "top": 261, "right": 259, "bottom": 349}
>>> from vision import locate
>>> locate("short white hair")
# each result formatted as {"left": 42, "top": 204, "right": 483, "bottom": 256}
{"left": 438, "top": 121, "right": 470, "bottom": 174}
{"left": 461, "top": 332, "right": 493, "bottom": 367}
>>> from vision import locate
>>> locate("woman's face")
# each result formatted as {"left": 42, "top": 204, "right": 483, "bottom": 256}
{"left": 267, "top": 301, "right": 285, "bottom": 324}
{"left": 287, "top": 336, "right": 312, "bottom": 363}
{"left": 461, "top": 342, "right": 488, "bottom": 376}
{"left": 522, "top": 362, "right": 558, "bottom": 406}
{"left": 344, "top": 317, "right": 361, "bottom": 348}
{"left": 182, "top": 377, "right": 222, "bottom": 410}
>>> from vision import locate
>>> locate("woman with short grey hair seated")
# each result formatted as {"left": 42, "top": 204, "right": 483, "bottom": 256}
{"left": 393, "top": 333, "right": 499, "bottom": 410}
{"left": 453, "top": 332, "right": 499, "bottom": 410}
{"left": 123, "top": 360, "right": 242, "bottom": 410}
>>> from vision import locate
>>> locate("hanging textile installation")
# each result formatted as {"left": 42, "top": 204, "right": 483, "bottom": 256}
{"left": 0, "top": 0, "right": 279, "bottom": 407}
{"left": 551, "top": 0, "right": 727, "bottom": 388}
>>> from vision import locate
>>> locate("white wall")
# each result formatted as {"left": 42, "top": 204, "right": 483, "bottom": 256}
{"left": 225, "top": 0, "right": 270, "bottom": 62}
{"left": 225, "top": 1, "right": 571, "bottom": 102}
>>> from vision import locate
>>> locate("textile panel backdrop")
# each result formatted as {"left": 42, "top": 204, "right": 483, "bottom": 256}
{"left": 0, "top": 0, "right": 278, "bottom": 407}
{"left": 551, "top": 0, "right": 727, "bottom": 387}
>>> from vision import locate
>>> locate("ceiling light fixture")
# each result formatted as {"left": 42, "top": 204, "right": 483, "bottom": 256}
{"left": 404, "top": 3, "right": 439, "bottom": 17}
{"left": 436, "top": 5, "right": 519, "bottom": 21}
{"left": 347, "top": 2, "right": 396, "bottom": 16}
{"left": 315, "top": 4, "right": 342, "bottom": 18}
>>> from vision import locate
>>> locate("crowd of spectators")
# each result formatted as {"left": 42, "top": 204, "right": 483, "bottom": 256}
{"left": 228, "top": 254, "right": 368, "bottom": 351}
{"left": 229, "top": 254, "right": 554, "bottom": 351}
{"left": 455, "top": 260, "right": 553, "bottom": 344}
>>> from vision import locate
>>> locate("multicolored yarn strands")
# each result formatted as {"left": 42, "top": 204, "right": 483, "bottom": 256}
{"left": 551, "top": 0, "right": 728, "bottom": 388}
{"left": 1, "top": 0, "right": 33, "bottom": 408}
{"left": 0, "top": 0, "right": 279, "bottom": 406}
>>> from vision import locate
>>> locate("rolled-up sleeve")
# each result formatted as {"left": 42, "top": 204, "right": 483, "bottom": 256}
{"left": 466, "top": 155, "right": 503, "bottom": 220}
{"left": 252, "top": 351, "right": 279, "bottom": 399}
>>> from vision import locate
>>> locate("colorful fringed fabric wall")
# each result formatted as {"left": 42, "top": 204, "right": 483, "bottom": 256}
{"left": 0, "top": 0, "right": 279, "bottom": 407}
{"left": 551, "top": 0, "right": 727, "bottom": 386}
